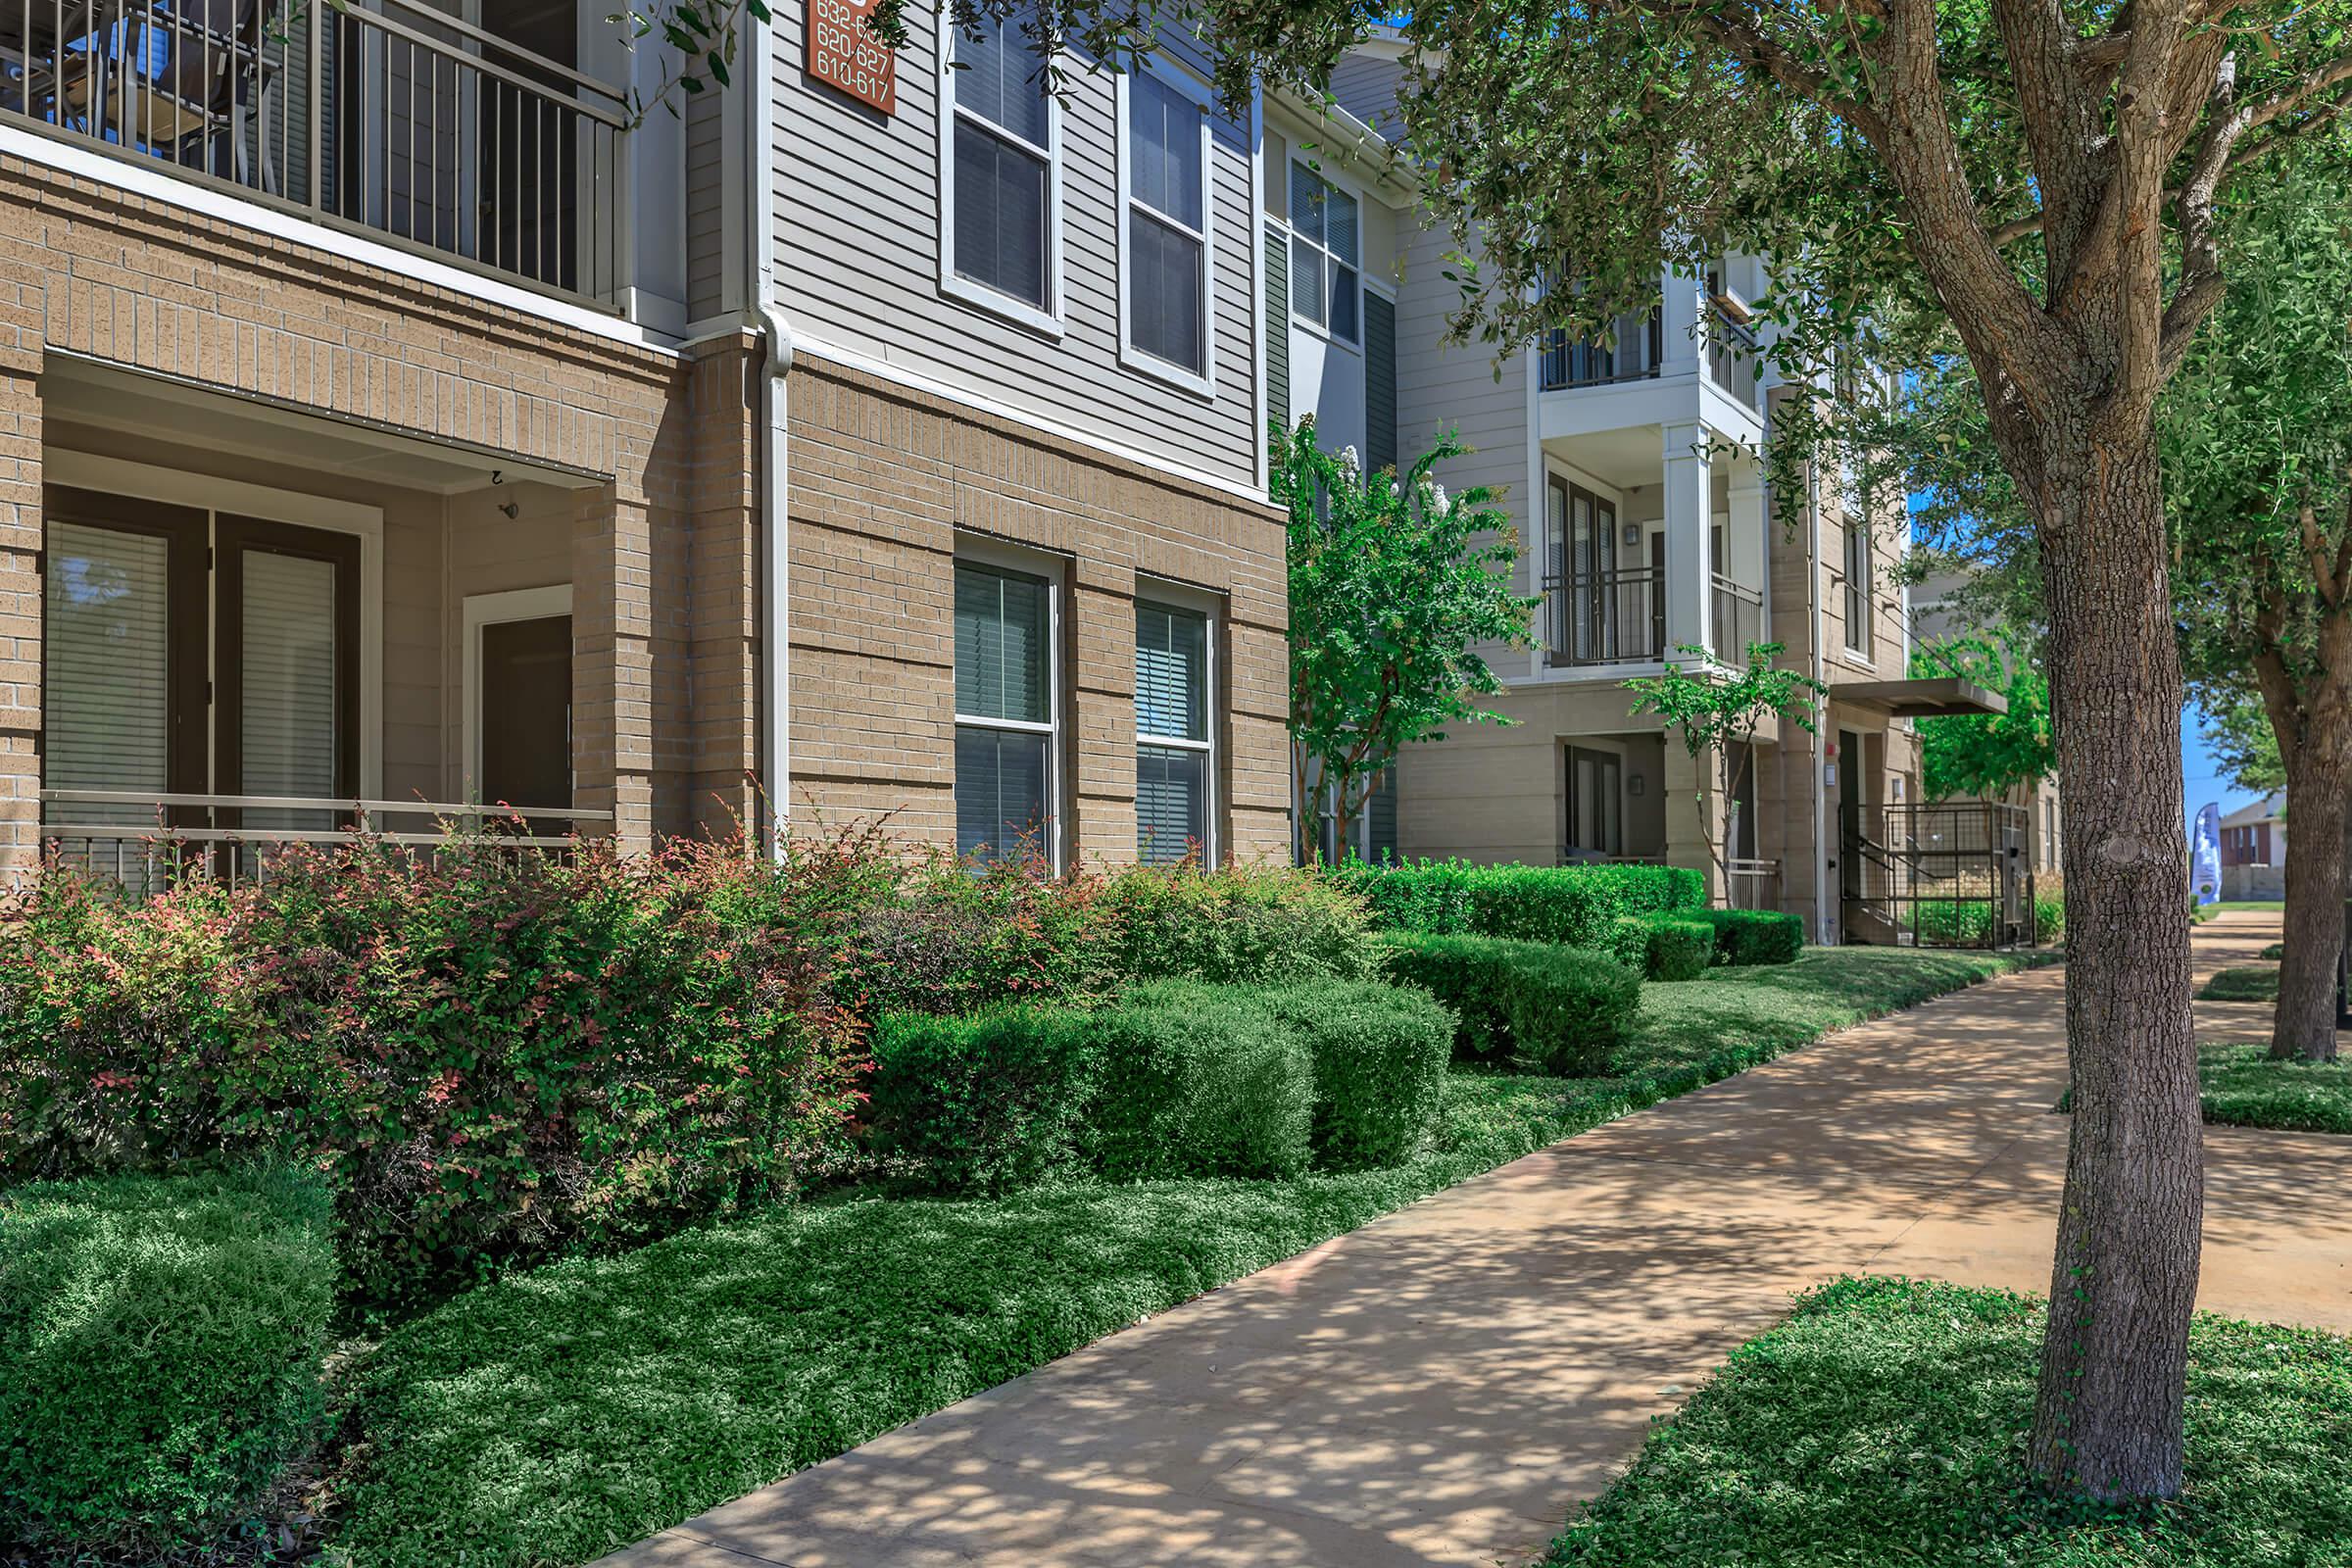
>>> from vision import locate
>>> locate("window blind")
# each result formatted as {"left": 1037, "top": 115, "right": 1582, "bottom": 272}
{"left": 43, "top": 522, "right": 171, "bottom": 829}
{"left": 956, "top": 725, "right": 1050, "bottom": 863}
{"left": 956, "top": 15, "right": 1049, "bottom": 144}
{"left": 1135, "top": 603, "right": 1206, "bottom": 741}
{"left": 1129, "top": 74, "right": 1202, "bottom": 229}
{"left": 955, "top": 564, "right": 1050, "bottom": 722}
{"left": 954, "top": 120, "right": 1050, "bottom": 309}
{"left": 239, "top": 550, "right": 339, "bottom": 832}
{"left": 1130, "top": 209, "right": 1205, "bottom": 374}
{"left": 1136, "top": 744, "right": 1206, "bottom": 865}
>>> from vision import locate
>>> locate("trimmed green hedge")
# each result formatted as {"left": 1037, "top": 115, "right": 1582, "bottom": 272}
{"left": 1252, "top": 980, "right": 1455, "bottom": 1169}
{"left": 1331, "top": 859, "right": 1704, "bottom": 948}
{"left": 867, "top": 1006, "right": 1101, "bottom": 1195}
{"left": 1383, "top": 933, "right": 1642, "bottom": 1075}
{"left": 1690, "top": 908, "right": 1806, "bottom": 966}
{"left": 1606, "top": 914, "right": 1718, "bottom": 981}
{"left": 0, "top": 1167, "right": 335, "bottom": 1555}
{"left": 1086, "top": 984, "right": 1315, "bottom": 1180}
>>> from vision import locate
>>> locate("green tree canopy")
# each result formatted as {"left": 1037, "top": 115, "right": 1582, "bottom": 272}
{"left": 1911, "top": 629, "right": 2057, "bottom": 802}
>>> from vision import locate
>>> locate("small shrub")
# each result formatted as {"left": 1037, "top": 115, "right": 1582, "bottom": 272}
{"left": 0, "top": 1167, "right": 334, "bottom": 1555}
{"left": 1332, "top": 859, "right": 1704, "bottom": 947}
{"left": 1083, "top": 984, "right": 1315, "bottom": 1179}
{"left": 1644, "top": 918, "right": 1717, "bottom": 981}
{"left": 1251, "top": 981, "right": 1454, "bottom": 1169}
{"left": 2199, "top": 964, "right": 2280, "bottom": 1002}
{"left": 1097, "top": 861, "right": 1383, "bottom": 987}
{"left": 1383, "top": 933, "right": 1641, "bottom": 1075}
{"left": 0, "top": 835, "right": 870, "bottom": 1308}
{"left": 865, "top": 1006, "right": 1102, "bottom": 1194}
{"left": 1691, "top": 908, "right": 1806, "bottom": 966}
{"left": 2261, "top": 941, "right": 2286, "bottom": 961}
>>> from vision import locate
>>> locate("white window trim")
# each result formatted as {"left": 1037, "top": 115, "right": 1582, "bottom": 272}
{"left": 954, "top": 536, "right": 1068, "bottom": 871}
{"left": 1115, "top": 65, "right": 1217, "bottom": 400}
{"left": 1134, "top": 579, "right": 1220, "bottom": 865}
{"left": 461, "top": 584, "right": 574, "bottom": 803}
{"left": 937, "top": 13, "right": 1066, "bottom": 340}
{"left": 43, "top": 450, "right": 385, "bottom": 800}
{"left": 1287, "top": 158, "right": 1363, "bottom": 350}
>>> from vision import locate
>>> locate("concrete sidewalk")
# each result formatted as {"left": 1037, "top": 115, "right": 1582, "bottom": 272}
{"left": 603, "top": 913, "right": 2351, "bottom": 1568}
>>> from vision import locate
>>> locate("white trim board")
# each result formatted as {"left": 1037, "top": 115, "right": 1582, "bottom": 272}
{"left": 44, "top": 449, "right": 387, "bottom": 801}
{"left": 461, "top": 585, "right": 575, "bottom": 803}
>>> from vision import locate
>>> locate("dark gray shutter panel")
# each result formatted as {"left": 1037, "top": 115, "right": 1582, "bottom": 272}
{"left": 1264, "top": 220, "right": 1291, "bottom": 447}
{"left": 1365, "top": 291, "right": 1398, "bottom": 475}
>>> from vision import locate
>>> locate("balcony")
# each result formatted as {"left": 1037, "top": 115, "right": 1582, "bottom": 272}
{"left": 1704, "top": 306, "right": 1762, "bottom": 411}
{"left": 1710, "top": 573, "right": 1763, "bottom": 661}
{"left": 40, "top": 792, "right": 612, "bottom": 895}
{"left": 0, "top": 0, "right": 628, "bottom": 301}
{"left": 1540, "top": 306, "right": 1664, "bottom": 391}
{"left": 1544, "top": 564, "right": 1666, "bottom": 667}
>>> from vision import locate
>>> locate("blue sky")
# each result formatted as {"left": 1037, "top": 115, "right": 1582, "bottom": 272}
{"left": 2182, "top": 708, "right": 2264, "bottom": 834}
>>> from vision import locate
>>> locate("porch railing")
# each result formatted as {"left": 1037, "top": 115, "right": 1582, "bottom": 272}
{"left": 40, "top": 789, "right": 613, "bottom": 894}
{"left": 1710, "top": 573, "right": 1762, "bottom": 662}
{"left": 1540, "top": 305, "right": 1665, "bottom": 390}
{"left": 1, "top": 0, "right": 629, "bottom": 300}
{"left": 1545, "top": 564, "right": 1666, "bottom": 666}
{"left": 1725, "top": 856, "right": 1780, "bottom": 912}
{"left": 1705, "top": 306, "right": 1761, "bottom": 409}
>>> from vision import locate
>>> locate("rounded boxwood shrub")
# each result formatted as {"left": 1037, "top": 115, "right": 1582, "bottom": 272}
{"left": 1382, "top": 934, "right": 1641, "bottom": 1076}
{"left": 0, "top": 1166, "right": 334, "bottom": 1555}
{"left": 1251, "top": 981, "right": 1454, "bottom": 1170}
{"left": 1604, "top": 914, "right": 1716, "bottom": 981}
{"left": 866, "top": 1005, "right": 1102, "bottom": 1194}
{"left": 1691, "top": 908, "right": 1806, "bottom": 966}
{"left": 1083, "top": 984, "right": 1316, "bottom": 1180}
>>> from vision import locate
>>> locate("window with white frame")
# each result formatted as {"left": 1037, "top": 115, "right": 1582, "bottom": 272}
{"left": 1841, "top": 517, "right": 1873, "bottom": 655}
{"left": 948, "top": 16, "right": 1054, "bottom": 315}
{"left": 1123, "top": 72, "right": 1211, "bottom": 381}
{"left": 956, "top": 561, "right": 1058, "bottom": 864}
{"left": 1135, "top": 600, "right": 1212, "bottom": 864}
{"left": 1289, "top": 162, "right": 1359, "bottom": 344}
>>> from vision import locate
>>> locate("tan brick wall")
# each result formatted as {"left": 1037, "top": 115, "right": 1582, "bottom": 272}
{"left": 784, "top": 353, "right": 1291, "bottom": 864}
{"left": 0, "top": 154, "right": 760, "bottom": 865}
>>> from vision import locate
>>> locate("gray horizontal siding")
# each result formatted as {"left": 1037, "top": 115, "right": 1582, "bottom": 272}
{"left": 686, "top": 89, "right": 726, "bottom": 321}
{"left": 769, "top": 24, "right": 1261, "bottom": 490}
{"left": 1326, "top": 56, "right": 1402, "bottom": 134}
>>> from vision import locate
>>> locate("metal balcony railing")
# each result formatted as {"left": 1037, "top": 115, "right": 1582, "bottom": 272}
{"left": 1710, "top": 573, "right": 1762, "bottom": 662}
{"left": 1544, "top": 564, "right": 1666, "bottom": 666}
{"left": 1725, "top": 857, "right": 1781, "bottom": 912}
{"left": 1, "top": 0, "right": 628, "bottom": 301}
{"left": 1540, "top": 305, "right": 1665, "bottom": 390}
{"left": 1705, "top": 307, "right": 1761, "bottom": 409}
{"left": 40, "top": 789, "right": 613, "bottom": 895}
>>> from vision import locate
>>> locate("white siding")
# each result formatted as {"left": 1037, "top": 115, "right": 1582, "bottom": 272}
{"left": 768, "top": 24, "right": 1261, "bottom": 489}
{"left": 1325, "top": 55, "right": 1403, "bottom": 133}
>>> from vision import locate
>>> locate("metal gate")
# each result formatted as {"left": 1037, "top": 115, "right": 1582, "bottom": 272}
{"left": 1841, "top": 802, "right": 2036, "bottom": 949}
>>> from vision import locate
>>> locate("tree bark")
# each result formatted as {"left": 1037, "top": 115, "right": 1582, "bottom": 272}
{"left": 2026, "top": 419, "right": 2204, "bottom": 1500}
{"left": 2273, "top": 753, "right": 2348, "bottom": 1062}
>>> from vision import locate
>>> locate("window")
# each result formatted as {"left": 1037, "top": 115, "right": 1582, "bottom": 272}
{"left": 1841, "top": 517, "right": 1872, "bottom": 655}
{"left": 1564, "top": 746, "right": 1623, "bottom": 859}
{"left": 1289, "top": 162, "right": 1359, "bottom": 344}
{"left": 947, "top": 16, "right": 1055, "bottom": 321}
{"left": 1123, "top": 72, "right": 1211, "bottom": 385}
{"left": 956, "top": 561, "right": 1058, "bottom": 864}
{"left": 1136, "top": 600, "right": 1212, "bottom": 863}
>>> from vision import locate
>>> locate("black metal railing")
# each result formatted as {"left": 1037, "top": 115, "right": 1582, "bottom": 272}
{"left": 1540, "top": 305, "right": 1665, "bottom": 390}
{"left": 1840, "top": 801, "right": 2035, "bottom": 950}
{"left": 1544, "top": 564, "right": 1665, "bottom": 665}
{"left": 1, "top": 0, "right": 628, "bottom": 299}
{"left": 1710, "top": 573, "right": 1762, "bottom": 662}
{"left": 1705, "top": 306, "right": 1761, "bottom": 408}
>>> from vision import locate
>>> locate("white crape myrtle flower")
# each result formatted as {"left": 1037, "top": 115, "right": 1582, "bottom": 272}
{"left": 1339, "top": 445, "right": 1361, "bottom": 479}
{"left": 1428, "top": 482, "right": 1449, "bottom": 515}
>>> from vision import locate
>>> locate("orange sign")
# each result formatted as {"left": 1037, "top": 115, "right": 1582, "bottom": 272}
{"left": 807, "top": 0, "right": 897, "bottom": 115}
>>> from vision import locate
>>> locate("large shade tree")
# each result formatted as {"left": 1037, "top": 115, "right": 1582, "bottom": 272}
{"left": 723, "top": 0, "right": 2352, "bottom": 1499}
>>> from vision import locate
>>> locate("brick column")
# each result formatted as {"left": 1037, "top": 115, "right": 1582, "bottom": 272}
{"left": 572, "top": 482, "right": 657, "bottom": 854}
{"left": 1069, "top": 559, "right": 1138, "bottom": 865}
{"left": 0, "top": 352, "right": 41, "bottom": 877}
{"left": 683, "top": 336, "right": 761, "bottom": 843}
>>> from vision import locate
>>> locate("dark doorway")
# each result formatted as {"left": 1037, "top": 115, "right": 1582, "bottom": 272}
{"left": 479, "top": 613, "right": 572, "bottom": 809}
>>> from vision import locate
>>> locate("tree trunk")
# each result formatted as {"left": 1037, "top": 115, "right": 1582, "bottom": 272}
{"left": 2273, "top": 754, "right": 2348, "bottom": 1062}
{"left": 2027, "top": 420, "right": 2204, "bottom": 1501}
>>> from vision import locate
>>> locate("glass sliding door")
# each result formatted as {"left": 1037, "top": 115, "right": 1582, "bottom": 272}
{"left": 1565, "top": 745, "right": 1624, "bottom": 860}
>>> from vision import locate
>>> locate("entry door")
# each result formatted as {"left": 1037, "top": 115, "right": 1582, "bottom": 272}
{"left": 1838, "top": 726, "right": 1864, "bottom": 899}
{"left": 217, "top": 515, "right": 361, "bottom": 834}
{"left": 1565, "top": 746, "right": 1623, "bottom": 859}
{"left": 478, "top": 613, "right": 573, "bottom": 808}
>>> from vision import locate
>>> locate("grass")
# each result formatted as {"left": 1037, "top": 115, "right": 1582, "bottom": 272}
{"left": 326, "top": 946, "right": 2040, "bottom": 1568}
{"left": 2194, "top": 900, "right": 2286, "bottom": 924}
{"left": 2198, "top": 1042, "right": 2352, "bottom": 1136}
{"left": 1541, "top": 1275, "right": 2352, "bottom": 1567}
{"left": 2199, "top": 964, "right": 2281, "bottom": 1002}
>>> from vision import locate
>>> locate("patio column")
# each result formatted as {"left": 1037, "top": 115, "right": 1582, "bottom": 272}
{"left": 572, "top": 481, "right": 657, "bottom": 854}
{"left": 1660, "top": 421, "right": 1712, "bottom": 662}
{"left": 0, "top": 355, "right": 40, "bottom": 878}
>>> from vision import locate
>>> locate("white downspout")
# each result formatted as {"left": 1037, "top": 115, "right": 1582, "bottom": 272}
{"left": 744, "top": 3, "right": 794, "bottom": 857}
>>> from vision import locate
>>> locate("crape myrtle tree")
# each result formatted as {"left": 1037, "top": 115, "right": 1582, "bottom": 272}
{"left": 1274, "top": 421, "right": 1539, "bottom": 862}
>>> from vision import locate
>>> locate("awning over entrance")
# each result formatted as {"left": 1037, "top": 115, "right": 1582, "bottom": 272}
{"left": 1833, "top": 677, "right": 2009, "bottom": 718}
